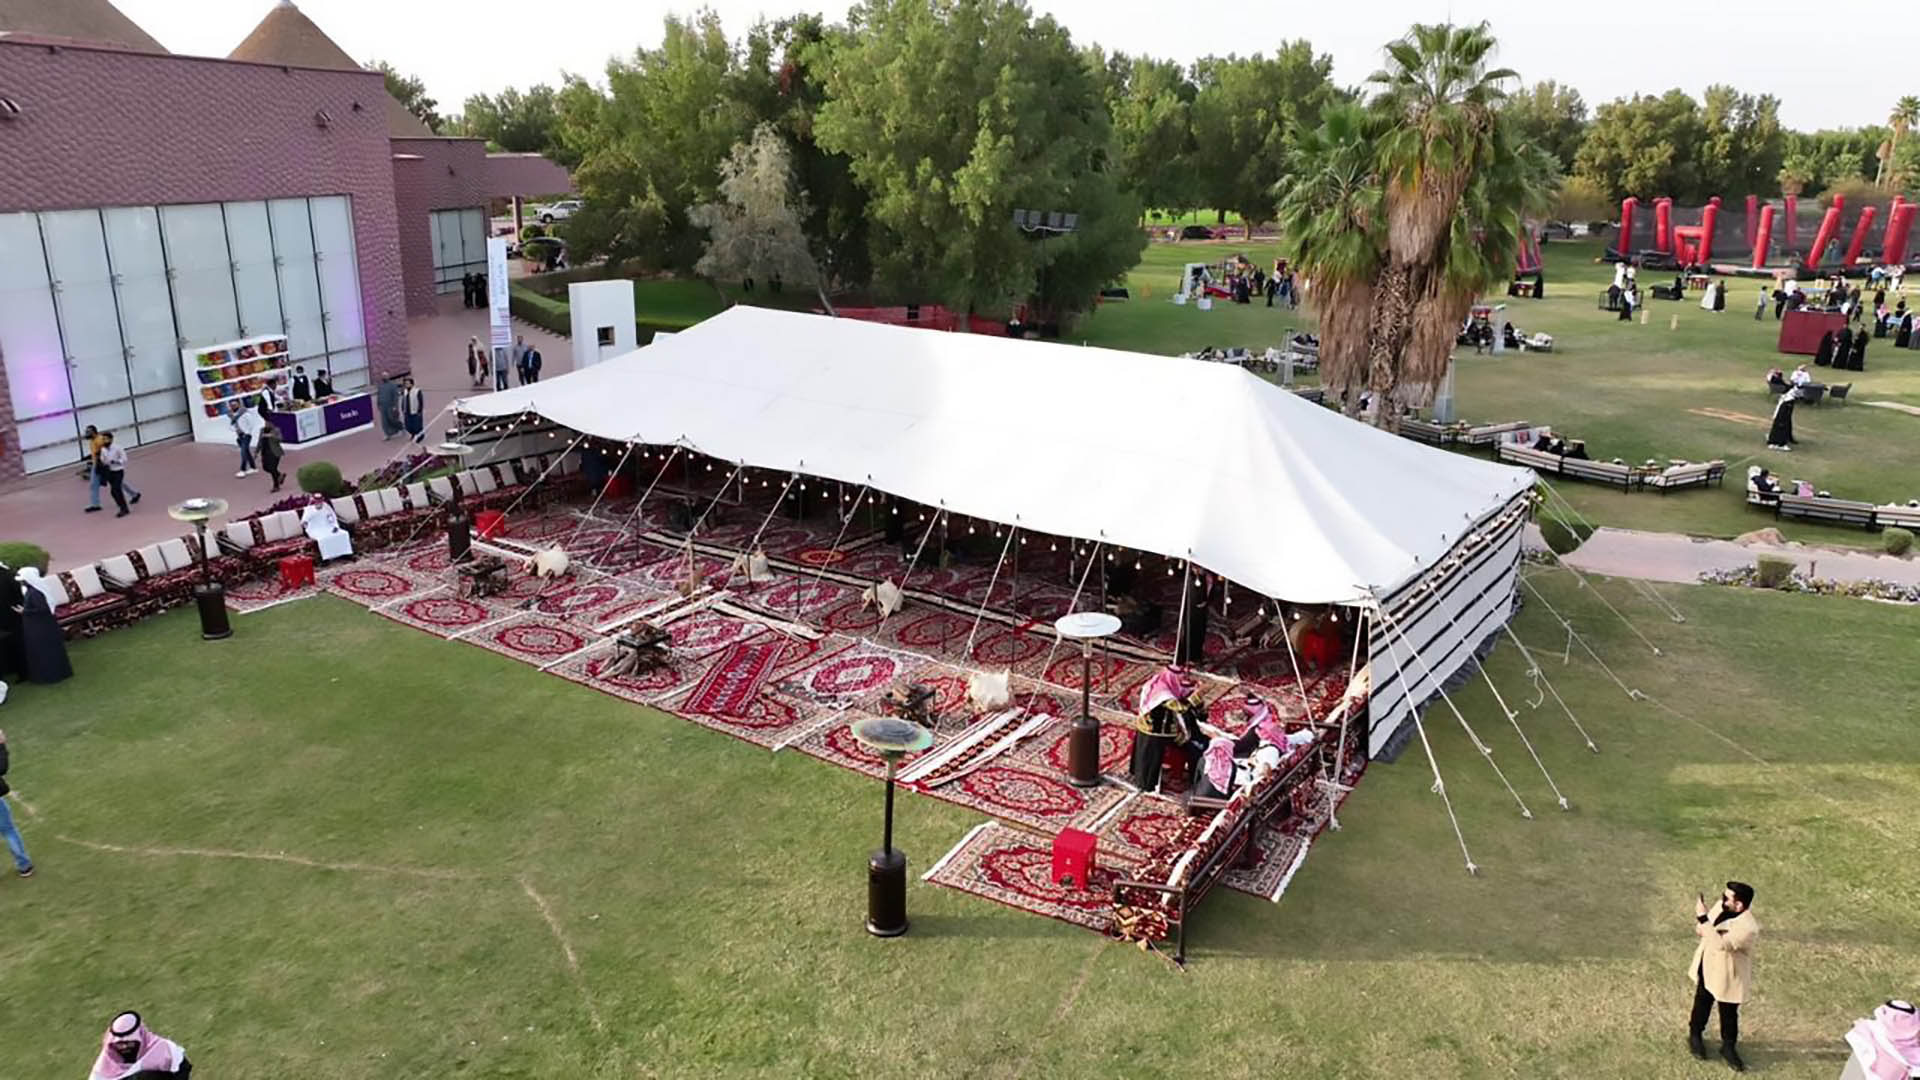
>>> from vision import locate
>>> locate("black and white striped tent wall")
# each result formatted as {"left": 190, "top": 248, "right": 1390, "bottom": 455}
{"left": 1363, "top": 492, "right": 1533, "bottom": 758}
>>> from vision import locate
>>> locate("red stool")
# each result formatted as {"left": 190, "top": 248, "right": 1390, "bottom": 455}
{"left": 278, "top": 555, "right": 315, "bottom": 589}
{"left": 603, "top": 473, "right": 633, "bottom": 499}
{"left": 473, "top": 510, "right": 508, "bottom": 539}
{"left": 1051, "top": 827, "right": 1098, "bottom": 887}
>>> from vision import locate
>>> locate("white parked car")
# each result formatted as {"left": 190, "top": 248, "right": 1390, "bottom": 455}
{"left": 536, "top": 199, "right": 582, "bottom": 224}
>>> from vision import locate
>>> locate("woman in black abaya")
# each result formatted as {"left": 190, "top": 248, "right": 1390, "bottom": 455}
{"left": 1898, "top": 314, "right": 1915, "bottom": 349}
{"left": 1813, "top": 330, "right": 1835, "bottom": 367}
{"left": 1850, "top": 328, "right": 1868, "bottom": 371}
{"left": 1766, "top": 389, "right": 1798, "bottom": 451}
{"left": 15, "top": 574, "right": 70, "bottom": 684}
{"left": 0, "top": 561, "right": 25, "bottom": 682}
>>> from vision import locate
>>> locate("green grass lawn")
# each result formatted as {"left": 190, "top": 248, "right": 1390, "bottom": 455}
{"left": 2, "top": 577, "right": 1915, "bottom": 1077}
{"left": 1075, "top": 237, "right": 1920, "bottom": 547}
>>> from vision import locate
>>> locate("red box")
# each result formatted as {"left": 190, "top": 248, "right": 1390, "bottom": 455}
{"left": 278, "top": 555, "right": 315, "bottom": 589}
{"left": 473, "top": 509, "right": 508, "bottom": 539}
{"left": 1051, "top": 827, "right": 1097, "bottom": 887}
{"left": 1778, "top": 308, "right": 1846, "bottom": 356}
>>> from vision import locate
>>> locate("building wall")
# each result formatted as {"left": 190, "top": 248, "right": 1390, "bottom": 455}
{"left": 0, "top": 41, "right": 410, "bottom": 478}
{"left": 390, "top": 137, "right": 492, "bottom": 317}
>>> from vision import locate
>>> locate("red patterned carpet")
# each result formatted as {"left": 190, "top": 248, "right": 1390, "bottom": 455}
{"left": 924, "top": 822, "right": 1141, "bottom": 933}
{"left": 380, "top": 592, "right": 505, "bottom": 638}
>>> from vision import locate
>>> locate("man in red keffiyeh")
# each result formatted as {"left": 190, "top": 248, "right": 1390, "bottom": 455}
{"left": 89, "top": 1011, "right": 192, "bottom": 1079}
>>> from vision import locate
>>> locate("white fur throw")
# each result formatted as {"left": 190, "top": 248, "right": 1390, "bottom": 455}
{"left": 861, "top": 579, "right": 904, "bottom": 617}
{"left": 967, "top": 669, "right": 1011, "bottom": 712}
{"left": 529, "top": 547, "right": 571, "bottom": 579}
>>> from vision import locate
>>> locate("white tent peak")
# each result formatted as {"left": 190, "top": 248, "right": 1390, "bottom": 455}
{"left": 457, "top": 305, "right": 1533, "bottom": 604}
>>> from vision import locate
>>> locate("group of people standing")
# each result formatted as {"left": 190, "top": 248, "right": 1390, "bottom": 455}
{"left": 466, "top": 335, "right": 543, "bottom": 390}
{"left": 1814, "top": 328, "right": 1872, "bottom": 371}
{"left": 373, "top": 374, "right": 427, "bottom": 443}
{"left": 460, "top": 271, "right": 489, "bottom": 310}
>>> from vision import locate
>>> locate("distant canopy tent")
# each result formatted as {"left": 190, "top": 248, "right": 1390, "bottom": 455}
{"left": 454, "top": 307, "right": 1536, "bottom": 755}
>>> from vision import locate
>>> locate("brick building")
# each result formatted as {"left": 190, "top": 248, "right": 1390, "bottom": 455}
{"left": 0, "top": 0, "right": 569, "bottom": 476}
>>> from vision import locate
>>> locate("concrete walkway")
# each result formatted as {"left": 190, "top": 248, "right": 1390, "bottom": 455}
{"left": 1561, "top": 526, "right": 1920, "bottom": 587}
{"left": 1, "top": 295, "right": 570, "bottom": 573}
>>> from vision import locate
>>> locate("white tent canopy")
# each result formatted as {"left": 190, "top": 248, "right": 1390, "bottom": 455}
{"left": 456, "top": 306, "right": 1533, "bottom": 606}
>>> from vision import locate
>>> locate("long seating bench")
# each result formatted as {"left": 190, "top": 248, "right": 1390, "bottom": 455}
{"left": 1775, "top": 493, "right": 1878, "bottom": 529}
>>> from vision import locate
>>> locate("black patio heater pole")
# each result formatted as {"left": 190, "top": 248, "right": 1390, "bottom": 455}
{"left": 851, "top": 717, "right": 932, "bottom": 938}
{"left": 170, "top": 498, "right": 231, "bottom": 641}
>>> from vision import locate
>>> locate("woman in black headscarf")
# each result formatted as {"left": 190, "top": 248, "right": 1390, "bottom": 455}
{"left": 1766, "top": 388, "right": 1798, "bottom": 451}
{"left": 15, "top": 570, "right": 71, "bottom": 684}
{"left": 1813, "top": 330, "right": 1835, "bottom": 367}
{"left": 0, "top": 560, "right": 25, "bottom": 682}
{"left": 1898, "top": 313, "right": 1915, "bottom": 349}
{"left": 1850, "top": 328, "right": 1869, "bottom": 371}
{"left": 1831, "top": 330, "right": 1853, "bottom": 370}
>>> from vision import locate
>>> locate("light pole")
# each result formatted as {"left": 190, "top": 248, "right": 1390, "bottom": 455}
{"left": 1054, "top": 611, "right": 1121, "bottom": 787}
{"left": 850, "top": 715, "right": 934, "bottom": 937}
{"left": 168, "top": 498, "right": 231, "bottom": 640}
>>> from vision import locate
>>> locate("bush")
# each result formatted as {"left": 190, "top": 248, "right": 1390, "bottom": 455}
{"left": 519, "top": 223, "right": 546, "bottom": 244}
{"left": 1536, "top": 516, "right": 1594, "bottom": 556}
{"left": 0, "top": 541, "right": 50, "bottom": 574}
{"left": 295, "top": 460, "right": 346, "bottom": 498}
{"left": 1754, "top": 554, "right": 1796, "bottom": 589}
{"left": 1885, "top": 527, "right": 1915, "bottom": 557}
{"left": 510, "top": 283, "right": 570, "bottom": 336}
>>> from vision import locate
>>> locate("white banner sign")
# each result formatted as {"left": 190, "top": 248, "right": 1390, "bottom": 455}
{"left": 487, "top": 236, "right": 512, "bottom": 350}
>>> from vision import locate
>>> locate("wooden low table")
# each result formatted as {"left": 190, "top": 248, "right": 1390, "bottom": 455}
{"left": 458, "top": 555, "right": 509, "bottom": 598}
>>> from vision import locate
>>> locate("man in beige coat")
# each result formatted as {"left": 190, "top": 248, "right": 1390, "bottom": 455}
{"left": 1689, "top": 880, "right": 1759, "bottom": 1072}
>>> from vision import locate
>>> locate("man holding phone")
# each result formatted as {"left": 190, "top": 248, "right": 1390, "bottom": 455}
{"left": 1689, "top": 880, "right": 1759, "bottom": 1071}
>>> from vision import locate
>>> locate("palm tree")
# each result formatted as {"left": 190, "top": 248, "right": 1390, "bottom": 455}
{"left": 1885, "top": 97, "right": 1920, "bottom": 189}
{"left": 1364, "top": 22, "right": 1518, "bottom": 416}
{"left": 1777, "top": 155, "right": 1813, "bottom": 198}
{"left": 1274, "top": 103, "right": 1383, "bottom": 411}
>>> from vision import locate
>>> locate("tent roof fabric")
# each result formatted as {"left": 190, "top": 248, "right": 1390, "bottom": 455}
{"left": 226, "top": 0, "right": 431, "bottom": 137}
{"left": 0, "top": 0, "right": 166, "bottom": 51}
{"left": 458, "top": 307, "right": 1534, "bottom": 604}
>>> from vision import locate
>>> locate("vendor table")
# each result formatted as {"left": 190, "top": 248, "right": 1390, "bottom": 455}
{"left": 268, "top": 392, "right": 375, "bottom": 446}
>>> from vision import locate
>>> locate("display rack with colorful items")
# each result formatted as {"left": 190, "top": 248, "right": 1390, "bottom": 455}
{"left": 190, "top": 336, "right": 291, "bottom": 418}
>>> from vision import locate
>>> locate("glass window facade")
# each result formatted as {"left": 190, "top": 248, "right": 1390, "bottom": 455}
{"left": 0, "top": 196, "right": 370, "bottom": 473}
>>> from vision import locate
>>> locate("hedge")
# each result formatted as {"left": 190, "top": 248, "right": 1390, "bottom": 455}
{"left": 1885, "top": 527, "right": 1914, "bottom": 557}
{"left": 0, "top": 541, "right": 51, "bottom": 574}
{"left": 507, "top": 282, "right": 693, "bottom": 348}
{"left": 296, "top": 460, "right": 347, "bottom": 498}
{"left": 1754, "top": 554, "right": 1796, "bottom": 589}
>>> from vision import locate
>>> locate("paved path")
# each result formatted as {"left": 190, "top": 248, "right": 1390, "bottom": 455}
{"left": 1560, "top": 526, "right": 1920, "bottom": 587}
{"left": 1, "top": 295, "right": 571, "bottom": 573}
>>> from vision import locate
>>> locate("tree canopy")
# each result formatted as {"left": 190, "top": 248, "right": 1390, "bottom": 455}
{"left": 1504, "top": 80, "right": 1587, "bottom": 174}
{"left": 371, "top": 60, "right": 443, "bottom": 133}
{"left": 458, "top": 85, "right": 563, "bottom": 158}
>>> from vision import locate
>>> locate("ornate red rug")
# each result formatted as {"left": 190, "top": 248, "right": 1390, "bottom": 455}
{"left": 224, "top": 573, "right": 318, "bottom": 614}
{"left": 380, "top": 592, "right": 507, "bottom": 638}
{"left": 929, "top": 763, "right": 1130, "bottom": 834}
{"left": 680, "top": 637, "right": 785, "bottom": 715}
{"left": 467, "top": 613, "right": 602, "bottom": 664}
{"left": 923, "top": 821, "right": 1139, "bottom": 934}
{"left": 321, "top": 564, "right": 436, "bottom": 606}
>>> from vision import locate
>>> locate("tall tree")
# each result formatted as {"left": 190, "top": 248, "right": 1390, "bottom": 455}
{"left": 1883, "top": 96, "right": 1920, "bottom": 188}
{"left": 1188, "top": 44, "right": 1337, "bottom": 231}
{"left": 1696, "top": 85, "right": 1783, "bottom": 198}
{"left": 1367, "top": 22, "right": 1522, "bottom": 416}
{"left": 1275, "top": 103, "right": 1384, "bottom": 409}
{"left": 690, "top": 123, "right": 831, "bottom": 310}
{"left": 370, "top": 60, "right": 442, "bottom": 132}
{"left": 1572, "top": 90, "right": 1703, "bottom": 202}
{"left": 1504, "top": 80, "right": 1587, "bottom": 173}
{"left": 460, "top": 85, "right": 562, "bottom": 156}
{"left": 1103, "top": 52, "right": 1199, "bottom": 218}
{"left": 809, "top": 0, "right": 1144, "bottom": 322}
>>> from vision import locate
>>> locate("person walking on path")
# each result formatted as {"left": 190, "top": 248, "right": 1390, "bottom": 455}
{"left": 376, "top": 374, "right": 402, "bottom": 440}
{"left": 228, "top": 401, "right": 260, "bottom": 478}
{"left": 96, "top": 433, "right": 138, "bottom": 517}
{"left": 0, "top": 728, "right": 34, "bottom": 878}
{"left": 514, "top": 336, "right": 532, "bottom": 386}
{"left": 401, "top": 377, "right": 426, "bottom": 443}
{"left": 525, "top": 345, "right": 543, "bottom": 384}
{"left": 466, "top": 336, "right": 484, "bottom": 388}
{"left": 493, "top": 344, "right": 510, "bottom": 391}
{"left": 257, "top": 422, "right": 286, "bottom": 492}
{"left": 83, "top": 426, "right": 139, "bottom": 514}
{"left": 1688, "top": 880, "right": 1759, "bottom": 1072}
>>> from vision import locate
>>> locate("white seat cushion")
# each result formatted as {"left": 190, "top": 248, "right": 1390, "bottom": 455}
{"left": 69, "top": 563, "right": 106, "bottom": 599}
{"left": 264, "top": 510, "right": 301, "bottom": 541}
{"left": 378, "top": 488, "right": 408, "bottom": 516}
{"left": 558, "top": 454, "right": 582, "bottom": 476}
{"left": 157, "top": 537, "right": 196, "bottom": 573}
{"left": 330, "top": 496, "right": 361, "bottom": 525}
{"left": 223, "top": 522, "right": 257, "bottom": 549}
{"left": 471, "top": 469, "right": 499, "bottom": 494}
{"left": 99, "top": 554, "right": 138, "bottom": 586}
{"left": 135, "top": 543, "right": 166, "bottom": 578}
{"left": 403, "top": 481, "right": 430, "bottom": 509}
{"left": 427, "top": 477, "right": 455, "bottom": 502}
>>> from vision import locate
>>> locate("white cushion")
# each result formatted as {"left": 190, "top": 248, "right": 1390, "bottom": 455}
{"left": 158, "top": 538, "right": 195, "bottom": 573}
{"left": 99, "top": 554, "right": 138, "bottom": 585}
{"left": 223, "top": 522, "right": 257, "bottom": 549}
{"left": 69, "top": 563, "right": 106, "bottom": 599}
{"left": 427, "top": 477, "right": 455, "bottom": 502}
{"left": 558, "top": 454, "right": 582, "bottom": 476}
{"left": 264, "top": 510, "right": 301, "bottom": 542}
{"left": 135, "top": 543, "right": 166, "bottom": 578}
{"left": 403, "top": 481, "right": 430, "bottom": 509}
{"left": 330, "top": 496, "right": 361, "bottom": 525}
{"left": 378, "top": 489, "right": 407, "bottom": 516}
{"left": 468, "top": 469, "right": 499, "bottom": 495}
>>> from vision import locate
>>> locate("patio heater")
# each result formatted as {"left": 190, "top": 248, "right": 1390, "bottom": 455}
{"left": 434, "top": 442, "right": 475, "bottom": 561}
{"left": 849, "top": 715, "right": 933, "bottom": 937}
{"left": 1054, "top": 611, "right": 1121, "bottom": 787}
{"left": 167, "top": 498, "right": 231, "bottom": 641}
